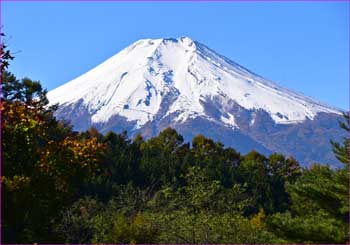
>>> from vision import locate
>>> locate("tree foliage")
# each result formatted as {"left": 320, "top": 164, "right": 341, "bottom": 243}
{"left": 1, "top": 39, "right": 348, "bottom": 244}
{"left": 1, "top": 43, "right": 104, "bottom": 243}
{"left": 266, "top": 113, "right": 349, "bottom": 244}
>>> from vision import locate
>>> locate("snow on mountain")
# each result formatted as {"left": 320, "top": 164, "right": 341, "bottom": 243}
{"left": 47, "top": 37, "right": 341, "bottom": 131}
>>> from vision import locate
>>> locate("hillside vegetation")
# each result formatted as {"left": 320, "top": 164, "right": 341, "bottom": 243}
{"left": 1, "top": 36, "right": 349, "bottom": 244}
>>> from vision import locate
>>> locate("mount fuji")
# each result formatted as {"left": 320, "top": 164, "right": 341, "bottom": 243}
{"left": 47, "top": 37, "right": 345, "bottom": 167}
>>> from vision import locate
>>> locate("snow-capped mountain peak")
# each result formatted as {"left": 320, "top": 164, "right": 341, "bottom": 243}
{"left": 47, "top": 37, "right": 340, "bottom": 130}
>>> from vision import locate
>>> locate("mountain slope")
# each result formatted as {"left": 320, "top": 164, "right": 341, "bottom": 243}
{"left": 47, "top": 37, "right": 344, "bottom": 166}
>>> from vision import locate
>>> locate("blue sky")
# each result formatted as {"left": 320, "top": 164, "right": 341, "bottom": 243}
{"left": 2, "top": 1, "right": 349, "bottom": 109}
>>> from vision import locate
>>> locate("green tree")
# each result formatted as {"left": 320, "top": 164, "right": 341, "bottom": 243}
{"left": 148, "top": 167, "right": 279, "bottom": 243}
{"left": 267, "top": 153, "right": 302, "bottom": 212}
{"left": 267, "top": 113, "right": 349, "bottom": 244}
{"left": 331, "top": 112, "right": 350, "bottom": 166}
{"left": 55, "top": 197, "right": 102, "bottom": 243}
{"left": 239, "top": 151, "right": 274, "bottom": 214}
{"left": 192, "top": 134, "right": 240, "bottom": 187}
{"left": 140, "top": 128, "right": 189, "bottom": 188}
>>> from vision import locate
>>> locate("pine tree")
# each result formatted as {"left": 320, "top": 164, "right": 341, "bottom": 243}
{"left": 331, "top": 112, "right": 350, "bottom": 167}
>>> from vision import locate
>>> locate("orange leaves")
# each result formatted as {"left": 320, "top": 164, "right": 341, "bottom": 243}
{"left": 2, "top": 92, "right": 105, "bottom": 197}
{"left": 2, "top": 68, "right": 107, "bottom": 242}
{"left": 60, "top": 136, "right": 104, "bottom": 171}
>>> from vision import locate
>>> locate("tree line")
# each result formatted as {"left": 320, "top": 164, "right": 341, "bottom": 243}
{"left": 1, "top": 36, "right": 349, "bottom": 244}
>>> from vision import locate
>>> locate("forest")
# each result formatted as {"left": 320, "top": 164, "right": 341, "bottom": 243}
{"left": 1, "top": 36, "right": 349, "bottom": 244}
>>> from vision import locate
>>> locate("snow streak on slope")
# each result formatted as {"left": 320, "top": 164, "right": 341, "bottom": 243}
{"left": 48, "top": 37, "right": 340, "bottom": 129}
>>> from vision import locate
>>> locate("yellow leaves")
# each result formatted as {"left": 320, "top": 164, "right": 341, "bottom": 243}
{"left": 2, "top": 175, "right": 31, "bottom": 191}
{"left": 133, "top": 212, "right": 147, "bottom": 226}
{"left": 61, "top": 137, "right": 103, "bottom": 166}
{"left": 39, "top": 138, "right": 90, "bottom": 192}
{"left": 3, "top": 97, "right": 104, "bottom": 197}
{"left": 38, "top": 135, "right": 104, "bottom": 188}
{"left": 250, "top": 208, "right": 266, "bottom": 230}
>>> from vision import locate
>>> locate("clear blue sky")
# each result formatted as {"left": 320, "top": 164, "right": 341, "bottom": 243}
{"left": 2, "top": 1, "right": 349, "bottom": 109}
